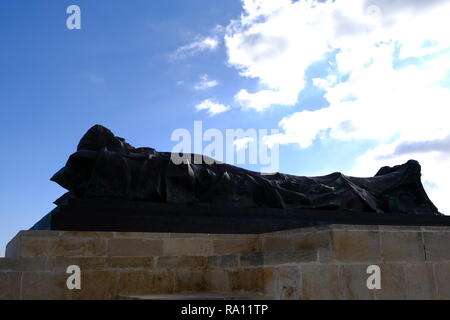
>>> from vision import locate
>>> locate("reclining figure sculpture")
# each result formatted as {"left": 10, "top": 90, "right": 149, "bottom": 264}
{"left": 32, "top": 125, "right": 449, "bottom": 233}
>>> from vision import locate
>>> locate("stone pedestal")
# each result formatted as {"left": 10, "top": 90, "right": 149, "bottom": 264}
{"left": 1, "top": 224, "right": 449, "bottom": 300}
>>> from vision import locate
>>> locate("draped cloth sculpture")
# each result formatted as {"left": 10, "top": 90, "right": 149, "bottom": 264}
{"left": 32, "top": 125, "right": 449, "bottom": 233}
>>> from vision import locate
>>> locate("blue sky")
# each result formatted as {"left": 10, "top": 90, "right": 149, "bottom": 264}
{"left": 1, "top": 0, "right": 450, "bottom": 255}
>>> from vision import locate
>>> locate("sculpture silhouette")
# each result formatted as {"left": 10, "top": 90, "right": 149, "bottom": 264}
{"left": 32, "top": 125, "right": 449, "bottom": 233}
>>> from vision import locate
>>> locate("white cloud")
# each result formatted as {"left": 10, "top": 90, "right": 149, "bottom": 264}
{"left": 225, "top": 0, "right": 334, "bottom": 111}
{"left": 223, "top": 0, "right": 450, "bottom": 213}
{"left": 195, "top": 99, "right": 231, "bottom": 116}
{"left": 265, "top": 49, "right": 450, "bottom": 148}
{"left": 194, "top": 74, "right": 219, "bottom": 90}
{"left": 225, "top": 0, "right": 450, "bottom": 111}
{"left": 171, "top": 37, "right": 219, "bottom": 60}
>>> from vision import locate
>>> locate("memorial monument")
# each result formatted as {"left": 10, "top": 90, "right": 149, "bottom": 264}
{"left": 31, "top": 124, "right": 450, "bottom": 233}
{"left": 2, "top": 125, "right": 450, "bottom": 300}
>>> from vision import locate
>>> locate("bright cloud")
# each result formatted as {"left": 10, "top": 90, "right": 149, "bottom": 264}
{"left": 194, "top": 74, "right": 219, "bottom": 90}
{"left": 225, "top": 0, "right": 450, "bottom": 111}
{"left": 225, "top": 0, "right": 332, "bottom": 111}
{"left": 172, "top": 37, "right": 219, "bottom": 60}
{"left": 195, "top": 99, "right": 231, "bottom": 116}
{"left": 222, "top": 0, "right": 450, "bottom": 213}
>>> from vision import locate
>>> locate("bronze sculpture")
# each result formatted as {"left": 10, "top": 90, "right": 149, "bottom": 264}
{"left": 32, "top": 125, "right": 449, "bottom": 233}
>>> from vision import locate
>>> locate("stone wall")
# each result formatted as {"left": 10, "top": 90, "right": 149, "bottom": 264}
{"left": 1, "top": 225, "right": 449, "bottom": 299}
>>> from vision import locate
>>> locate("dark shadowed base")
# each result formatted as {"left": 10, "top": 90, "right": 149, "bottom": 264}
{"left": 31, "top": 198, "right": 450, "bottom": 234}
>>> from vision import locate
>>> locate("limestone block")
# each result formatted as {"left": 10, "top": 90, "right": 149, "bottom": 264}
{"left": 421, "top": 226, "right": 450, "bottom": 231}
{"left": 207, "top": 254, "right": 240, "bottom": 268}
{"left": 301, "top": 265, "right": 339, "bottom": 300}
{"left": 262, "top": 267, "right": 275, "bottom": 298}
{"left": 270, "top": 266, "right": 301, "bottom": 300}
{"left": 228, "top": 267, "right": 264, "bottom": 293}
{"left": 318, "top": 248, "right": 333, "bottom": 263}
{"left": 117, "top": 269, "right": 175, "bottom": 296}
{"left": 108, "top": 239, "right": 163, "bottom": 257}
{"left": 16, "top": 238, "right": 50, "bottom": 258}
{"left": 46, "top": 257, "right": 105, "bottom": 272}
{"left": 104, "top": 257, "right": 153, "bottom": 270}
{"left": 156, "top": 256, "right": 206, "bottom": 269}
{"left": 7, "top": 231, "right": 111, "bottom": 258}
{"left": 21, "top": 271, "right": 72, "bottom": 300}
{"left": 404, "top": 264, "right": 436, "bottom": 299}
{"left": 205, "top": 268, "right": 231, "bottom": 293}
{"left": 71, "top": 270, "right": 119, "bottom": 300}
{"left": 291, "top": 231, "right": 331, "bottom": 262}
{"left": 260, "top": 236, "right": 293, "bottom": 252}
{"left": 49, "top": 238, "right": 108, "bottom": 257}
{"left": 10, "top": 237, "right": 109, "bottom": 258}
{"left": 0, "top": 257, "right": 47, "bottom": 272}
{"left": 0, "top": 258, "right": 15, "bottom": 271}
{"left": 116, "top": 270, "right": 148, "bottom": 296}
{"left": 423, "top": 232, "right": 450, "bottom": 261}
{"left": 0, "top": 272, "right": 21, "bottom": 300}
{"left": 434, "top": 263, "right": 450, "bottom": 299}
{"left": 332, "top": 231, "right": 381, "bottom": 262}
{"left": 381, "top": 232, "right": 425, "bottom": 262}
{"left": 240, "top": 253, "right": 264, "bottom": 267}
{"left": 339, "top": 264, "right": 375, "bottom": 300}
{"left": 290, "top": 231, "right": 331, "bottom": 250}
{"left": 213, "top": 238, "right": 258, "bottom": 255}
{"left": 375, "top": 264, "right": 406, "bottom": 300}
{"left": 174, "top": 268, "right": 206, "bottom": 292}
{"left": 164, "top": 238, "right": 212, "bottom": 256}
{"left": 263, "top": 250, "right": 317, "bottom": 265}
{"left": 146, "top": 270, "right": 177, "bottom": 294}
{"left": 3, "top": 226, "right": 450, "bottom": 300}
